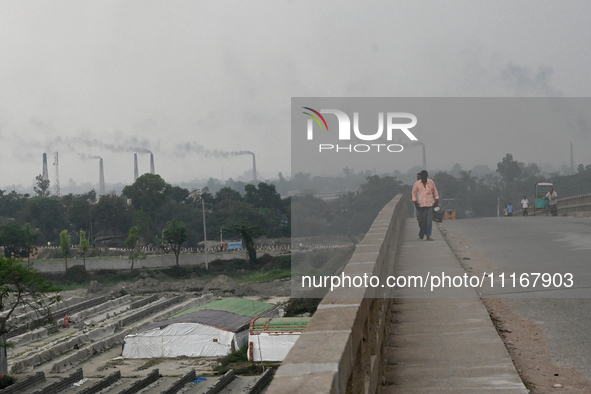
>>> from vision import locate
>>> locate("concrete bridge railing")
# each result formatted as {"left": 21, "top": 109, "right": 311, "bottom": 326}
{"left": 557, "top": 192, "right": 591, "bottom": 215}
{"left": 267, "top": 194, "right": 408, "bottom": 394}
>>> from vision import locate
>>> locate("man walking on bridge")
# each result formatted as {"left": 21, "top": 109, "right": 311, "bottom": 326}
{"left": 521, "top": 196, "right": 529, "bottom": 216}
{"left": 412, "top": 170, "right": 439, "bottom": 241}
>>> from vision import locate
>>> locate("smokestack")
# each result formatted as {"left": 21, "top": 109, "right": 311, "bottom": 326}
{"left": 42, "top": 153, "right": 49, "bottom": 181}
{"left": 422, "top": 143, "right": 427, "bottom": 170}
{"left": 53, "top": 152, "right": 60, "bottom": 196}
{"left": 150, "top": 153, "right": 155, "bottom": 174}
{"left": 134, "top": 153, "right": 139, "bottom": 182}
{"left": 570, "top": 142, "right": 575, "bottom": 171}
{"left": 252, "top": 153, "right": 257, "bottom": 181}
{"left": 99, "top": 158, "right": 105, "bottom": 196}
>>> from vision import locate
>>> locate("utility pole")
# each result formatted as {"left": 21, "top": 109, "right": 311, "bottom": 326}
{"left": 53, "top": 152, "right": 60, "bottom": 196}
{"left": 194, "top": 189, "right": 209, "bottom": 270}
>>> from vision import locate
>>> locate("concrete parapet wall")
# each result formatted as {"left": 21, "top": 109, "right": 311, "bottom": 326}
{"left": 267, "top": 194, "right": 408, "bottom": 394}
{"left": 30, "top": 250, "right": 281, "bottom": 273}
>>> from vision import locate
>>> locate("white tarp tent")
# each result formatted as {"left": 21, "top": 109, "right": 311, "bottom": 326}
{"left": 249, "top": 332, "right": 302, "bottom": 362}
{"left": 248, "top": 317, "right": 310, "bottom": 362}
{"left": 123, "top": 298, "right": 277, "bottom": 359}
{"left": 123, "top": 321, "right": 249, "bottom": 358}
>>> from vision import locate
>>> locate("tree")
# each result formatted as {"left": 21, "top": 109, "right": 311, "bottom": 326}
{"left": 125, "top": 226, "right": 145, "bottom": 270}
{"left": 0, "top": 224, "right": 31, "bottom": 259}
{"left": 496, "top": 154, "right": 523, "bottom": 187}
{"left": 92, "top": 193, "right": 131, "bottom": 237}
{"left": 0, "top": 256, "right": 60, "bottom": 375}
{"left": 33, "top": 175, "right": 50, "bottom": 197}
{"left": 59, "top": 230, "right": 71, "bottom": 270}
{"left": 23, "top": 224, "right": 36, "bottom": 264}
{"left": 161, "top": 219, "right": 187, "bottom": 266}
{"left": 25, "top": 197, "right": 64, "bottom": 244}
{"left": 226, "top": 223, "right": 264, "bottom": 264}
{"left": 122, "top": 174, "right": 170, "bottom": 214}
{"left": 79, "top": 230, "right": 89, "bottom": 270}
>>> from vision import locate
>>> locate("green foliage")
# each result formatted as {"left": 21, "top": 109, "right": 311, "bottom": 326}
{"left": 79, "top": 230, "right": 89, "bottom": 269}
{"left": 125, "top": 226, "right": 146, "bottom": 270}
{"left": 292, "top": 175, "right": 404, "bottom": 237}
{"left": 0, "top": 256, "right": 60, "bottom": 374}
{"left": 59, "top": 230, "right": 71, "bottom": 269}
{"left": 161, "top": 219, "right": 188, "bottom": 266}
{"left": 0, "top": 375, "right": 14, "bottom": 389}
{"left": 44, "top": 254, "right": 290, "bottom": 289}
{"left": 122, "top": 173, "right": 171, "bottom": 214}
{"left": 226, "top": 223, "right": 265, "bottom": 264}
{"left": 0, "top": 224, "right": 36, "bottom": 259}
{"left": 284, "top": 298, "right": 322, "bottom": 317}
{"left": 25, "top": 196, "right": 64, "bottom": 243}
{"left": 221, "top": 346, "right": 248, "bottom": 366}
{"left": 63, "top": 265, "right": 90, "bottom": 284}
{"left": 33, "top": 174, "right": 50, "bottom": 197}
{"left": 94, "top": 193, "right": 131, "bottom": 237}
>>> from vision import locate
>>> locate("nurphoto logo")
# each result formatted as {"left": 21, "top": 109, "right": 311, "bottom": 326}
{"left": 302, "top": 107, "right": 418, "bottom": 153}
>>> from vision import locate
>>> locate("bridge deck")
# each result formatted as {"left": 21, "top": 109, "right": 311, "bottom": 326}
{"left": 382, "top": 219, "right": 527, "bottom": 393}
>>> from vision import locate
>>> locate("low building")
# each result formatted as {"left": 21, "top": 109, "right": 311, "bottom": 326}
{"left": 248, "top": 317, "right": 310, "bottom": 362}
{"left": 123, "top": 298, "right": 278, "bottom": 358}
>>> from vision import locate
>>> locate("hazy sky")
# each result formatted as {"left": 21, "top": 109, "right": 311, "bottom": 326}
{"left": 1, "top": 1, "right": 591, "bottom": 191}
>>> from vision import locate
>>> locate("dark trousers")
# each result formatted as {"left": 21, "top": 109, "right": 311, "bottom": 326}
{"left": 417, "top": 206, "right": 433, "bottom": 238}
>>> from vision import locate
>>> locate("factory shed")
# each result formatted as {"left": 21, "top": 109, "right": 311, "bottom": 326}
{"left": 123, "top": 298, "right": 278, "bottom": 358}
{"left": 248, "top": 317, "right": 311, "bottom": 362}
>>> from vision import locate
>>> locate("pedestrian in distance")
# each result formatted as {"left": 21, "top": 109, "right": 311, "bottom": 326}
{"left": 507, "top": 202, "right": 513, "bottom": 216}
{"left": 411, "top": 170, "right": 439, "bottom": 241}
{"left": 521, "top": 196, "right": 529, "bottom": 216}
{"left": 504, "top": 205, "right": 508, "bottom": 216}
{"left": 414, "top": 172, "right": 421, "bottom": 218}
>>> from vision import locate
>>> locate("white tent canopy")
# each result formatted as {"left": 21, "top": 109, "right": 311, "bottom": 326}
{"left": 123, "top": 298, "right": 278, "bottom": 359}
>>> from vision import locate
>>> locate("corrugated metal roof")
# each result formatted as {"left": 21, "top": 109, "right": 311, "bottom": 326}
{"left": 251, "top": 317, "right": 311, "bottom": 333}
{"left": 172, "top": 298, "right": 275, "bottom": 318}
{"left": 141, "top": 309, "right": 255, "bottom": 333}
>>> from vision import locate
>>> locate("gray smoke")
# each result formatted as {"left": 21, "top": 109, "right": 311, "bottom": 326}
{"left": 174, "top": 142, "right": 253, "bottom": 159}
{"left": 69, "top": 136, "right": 152, "bottom": 154}
{"left": 76, "top": 152, "right": 102, "bottom": 160}
{"left": 500, "top": 63, "right": 563, "bottom": 97}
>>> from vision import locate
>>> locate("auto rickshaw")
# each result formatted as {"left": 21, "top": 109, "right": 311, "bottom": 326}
{"left": 533, "top": 182, "right": 553, "bottom": 216}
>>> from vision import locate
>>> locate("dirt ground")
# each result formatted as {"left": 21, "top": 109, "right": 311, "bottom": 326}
{"left": 82, "top": 273, "right": 291, "bottom": 298}
{"left": 440, "top": 224, "right": 591, "bottom": 393}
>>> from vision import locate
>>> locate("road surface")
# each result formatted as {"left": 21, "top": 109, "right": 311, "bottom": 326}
{"left": 442, "top": 216, "right": 591, "bottom": 381}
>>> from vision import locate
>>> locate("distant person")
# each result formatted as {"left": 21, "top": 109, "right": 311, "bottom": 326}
{"left": 411, "top": 170, "right": 439, "bottom": 241}
{"left": 521, "top": 196, "right": 529, "bottom": 216}
{"left": 545, "top": 187, "right": 558, "bottom": 215}
{"left": 504, "top": 205, "right": 508, "bottom": 216}
{"left": 65, "top": 314, "right": 70, "bottom": 329}
{"left": 414, "top": 173, "right": 421, "bottom": 218}
{"left": 507, "top": 202, "right": 513, "bottom": 216}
